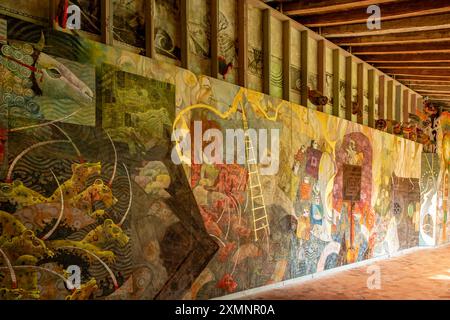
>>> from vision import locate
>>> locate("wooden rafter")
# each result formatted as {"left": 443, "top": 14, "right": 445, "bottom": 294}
{"left": 360, "top": 53, "right": 450, "bottom": 63}
{"left": 408, "top": 85, "right": 450, "bottom": 91}
{"left": 379, "top": 69, "right": 450, "bottom": 77}
{"left": 416, "top": 90, "right": 450, "bottom": 95}
{"left": 373, "top": 62, "right": 450, "bottom": 69}
{"left": 350, "top": 41, "right": 450, "bottom": 55}
{"left": 292, "top": 0, "right": 450, "bottom": 27}
{"left": 397, "top": 76, "right": 450, "bottom": 83}
{"left": 318, "top": 40, "right": 326, "bottom": 96}
{"left": 283, "top": 0, "right": 398, "bottom": 16}
{"left": 321, "top": 13, "right": 450, "bottom": 38}
{"left": 333, "top": 29, "right": 450, "bottom": 46}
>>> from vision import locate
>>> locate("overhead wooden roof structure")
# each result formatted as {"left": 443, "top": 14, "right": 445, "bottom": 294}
{"left": 264, "top": 0, "right": 450, "bottom": 109}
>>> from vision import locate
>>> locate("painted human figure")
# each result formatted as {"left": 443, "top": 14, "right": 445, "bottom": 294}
{"left": 345, "top": 139, "right": 363, "bottom": 166}
{"left": 296, "top": 206, "right": 311, "bottom": 242}
{"left": 292, "top": 145, "right": 306, "bottom": 176}
{"left": 305, "top": 140, "right": 322, "bottom": 179}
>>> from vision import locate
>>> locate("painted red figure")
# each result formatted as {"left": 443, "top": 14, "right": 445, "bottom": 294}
{"left": 217, "top": 273, "right": 238, "bottom": 293}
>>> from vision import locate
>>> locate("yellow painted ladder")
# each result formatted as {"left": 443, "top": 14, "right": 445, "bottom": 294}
{"left": 242, "top": 108, "right": 270, "bottom": 242}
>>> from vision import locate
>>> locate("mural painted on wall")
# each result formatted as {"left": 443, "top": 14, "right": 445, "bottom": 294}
{"left": 188, "top": 0, "right": 211, "bottom": 76}
{"left": 437, "top": 111, "right": 450, "bottom": 245}
{"left": 0, "top": 14, "right": 429, "bottom": 300}
{"left": 218, "top": 0, "right": 237, "bottom": 84}
{"left": 420, "top": 153, "right": 439, "bottom": 246}
{"left": 173, "top": 81, "right": 422, "bottom": 298}
{"left": 71, "top": 0, "right": 102, "bottom": 35}
{"left": 113, "top": 0, "right": 145, "bottom": 50}
{"left": 0, "top": 1, "right": 49, "bottom": 26}
{"left": 0, "top": 23, "right": 217, "bottom": 300}
{"left": 154, "top": 0, "right": 181, "bottom": 64}
{"left": 0, "top": 30, "right": 96, "bottom": 126}
{"left": 99, "top": 64, "right": 175, "bottom": 155}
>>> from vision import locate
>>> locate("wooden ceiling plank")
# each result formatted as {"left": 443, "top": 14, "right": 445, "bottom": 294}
{"left": 408, "top": 85, "right": 450, "bottom": 91}
{"left": 416, "top": 89, "right": 450, "bottom": 94}
{"left": 359, "top": 53, "right": 450, "bottom": 63}
{"left": 333, "top": 29, "right": 450, "bottom": 46}
{"left": 379, "top": 68, "right": 450, "bottom": 76}
{"left": 423, "top": 94, "right": 450, "bottom": 98}
{"left": 398, "top": 77, "right": 450, "bottom": 84}
{"left": 351, "top": 41, "right": 450, "bottom": 54}
{"left": 322, "top": 13, "right": 450, "bottom": 38}
{"left": 293, "top": 0, "right": 450, "bottom": 27}
{"left": 374, "top": 64, "right": 450, "bottom": 70}
{"left": 283, "top": 0, "right": 398, "bottom": 16}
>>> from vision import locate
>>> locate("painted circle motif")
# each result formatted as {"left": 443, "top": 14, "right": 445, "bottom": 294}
{"left": 24, "top": 89, "right": 34, "bottom": 98}
{"left": 22, "top": 78, "right": 33, "bottom": 89}
{"left": 12, "top": 49, "right": 23, "bottom": 61}
{"left": 22, "top": 55, "right": 33, "bottom": 66}
{"left": 22, "top": 43, "right": 33, "bottom": 55}
{"left": 13, "top": 83, "right": 22, "bottom": 95}
{"left": 14, "top": 96, "right": 25, "bottom": 106}
{"left": 19, "top": 66, "right": 32, "bottom": 78}
{"left": 11, "top": 42, "right": 22, "bottom": 50}
{"left": 1, "top": 45, "right": 12, "bottom": 57}
{"left": 7, "top": 60, "right": 18, "bottom": 72}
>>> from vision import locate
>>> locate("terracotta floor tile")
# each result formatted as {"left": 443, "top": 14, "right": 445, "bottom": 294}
{"left": 245, "top": 245, "right": 450, "bottom": 300}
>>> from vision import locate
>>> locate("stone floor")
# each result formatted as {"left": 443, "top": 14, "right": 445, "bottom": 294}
{"left": 245, "top": 245, "right": 450, "bottom": 300}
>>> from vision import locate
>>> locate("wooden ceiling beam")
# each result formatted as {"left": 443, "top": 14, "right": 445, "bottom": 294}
{"left": 416, "top": 88, "right": 450, "bottom": 93}
{"left": 293, "top": 0, "right": 450, "bottom": 27}
{"left": 408, "top": 85, "right": 450, "bottom": 91}
{"left": 373, "top": 62, "right": 450, "bottom": 69}
{"left": 422, "top": 94, "right": 450, "bottom": 99}
{"left": 359, "top": 53, "right": 450, "bottom": 63}
{"left": 350, "top": 41, "right": 450, "bottom": 54}
{"left": 429, "top": 99, "right": 450, "bottom": 104}
{"left": 397, "top": 77, "right": 450, "bottom": 83}
{"left": 379, "top": 69, "right": 450, "bottom": 76}
{"left": 321, "top": 13, "right": 450, "bottom": 38}
{"left": 283, "top": 0, "right": 398, "bottom": 16}
{"left": 333, "top": 29, "right": 450, "bottom": 46}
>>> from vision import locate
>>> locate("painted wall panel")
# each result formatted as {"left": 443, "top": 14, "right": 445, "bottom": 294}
{"left": 290, "top": 27, "right": 301, "bottom": 105}
{"left": 307, "top": 37, "right": 317, "bottom": 110}
{"left": 0, "top": 12, "right": 433, "bottom": 301}
{"left": 154, "top": 0, "right": 181, "bottom": 65}
{"left": 0, "top": 0, "right": 49, "bottom": 25}
{"left": 188, "top": 0, "right": 211, "bottom": 76}
{"left": 218, "top": 0, "right": 238, "bottom": 84}
{"left": 270, "top": 17, "right": 283, "bottom": 99}
{"left": 113, "top": 0, "right": 145, "bottom": 51}
{"left": 363, "top": 67, "right": 368, "bottom": 126}
{"left": 247, "top": 5, "right": 263, "bottom": 93}
{"left": 339, "top": 53, "right": 346, "bottom": 119}
{"left": 325, "top": 47, "right": 333, "bottom": 115}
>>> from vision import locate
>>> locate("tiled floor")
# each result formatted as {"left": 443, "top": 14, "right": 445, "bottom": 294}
{"left": 246, "top": 245, "right": 450, "bottom": 300}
